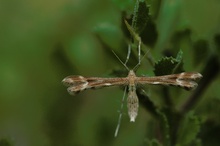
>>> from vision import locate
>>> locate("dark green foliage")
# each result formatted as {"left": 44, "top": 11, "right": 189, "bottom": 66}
{"left": 132, "top": 0, "right": 150, "bottom": 34}
{"left": 214, "top": 34, "right": 220, "bottom": 55}
{"left": 176, "top": 111, "right": 201, "bottom": 146}
{"left": 154, "top": 50, "right": 184, "bottom": 76}
{"left": 157, "top": 110, "right": 171, "bottom": 146}
{"left": 193, "top": 39, "right": 209, "bottom": 66}
{"left": 0, "top": 139, "right": 12, "bottom": 146}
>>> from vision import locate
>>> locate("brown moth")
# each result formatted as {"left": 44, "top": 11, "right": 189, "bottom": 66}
{"left": 62, "top": 70, "right": 202, "bottom": 122}
{"left": 62, "top": 40, "right": 202, "bottom": 137}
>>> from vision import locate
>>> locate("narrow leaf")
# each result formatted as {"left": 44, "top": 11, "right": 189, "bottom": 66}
{"left": 157, "top": 110, "right": 171, "bottom": 146}
{"left": 124, "top": 20, "right": 141, "bottom": 43}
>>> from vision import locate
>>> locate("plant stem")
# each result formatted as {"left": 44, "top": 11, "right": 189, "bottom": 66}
{"left": 180, "top": 55, "right": 220, "bottom": 114}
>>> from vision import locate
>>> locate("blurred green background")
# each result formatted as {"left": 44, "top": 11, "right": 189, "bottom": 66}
{"left": 0, "top": 0, "right": 220, "bottom": 146}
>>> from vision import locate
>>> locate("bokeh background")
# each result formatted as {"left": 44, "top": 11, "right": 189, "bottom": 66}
{"left": 0, "top": 0, "right": 220, "bottom": 146}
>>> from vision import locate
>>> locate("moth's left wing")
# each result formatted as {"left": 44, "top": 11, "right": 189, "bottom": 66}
{"left": 136, "top": 72, "right": 202, "bottom": 90}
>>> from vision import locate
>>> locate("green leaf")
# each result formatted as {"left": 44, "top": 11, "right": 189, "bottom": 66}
{"left": 123, "top": 0, "right": 150, "bottom": 43}
{"left": 154, "top": 50, "right": 184, "bottom": 76}
{"left": 132, "top": 0, "right": 150, "bottom": 34}
{"left": 176, "top": 111, "right": 201, "bottom": 146}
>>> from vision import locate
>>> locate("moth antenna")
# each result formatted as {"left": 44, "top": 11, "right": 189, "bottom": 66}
{"left": 138, "top": 39, "right": 141, "bottom": 65}
{"left": 132, "top": 39, "right": 142, "bottom": 71}
{"left": 124, "top": 44, "right": 131, "bottom": 65}
{"left": 112, "top": 50, "right": 129, "bottom": 71}
{"left": 114, "top": 86, "right": 127, "bottom": 137}
{"left": 132, "top": 40, "right": 150, "bottom": 71}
